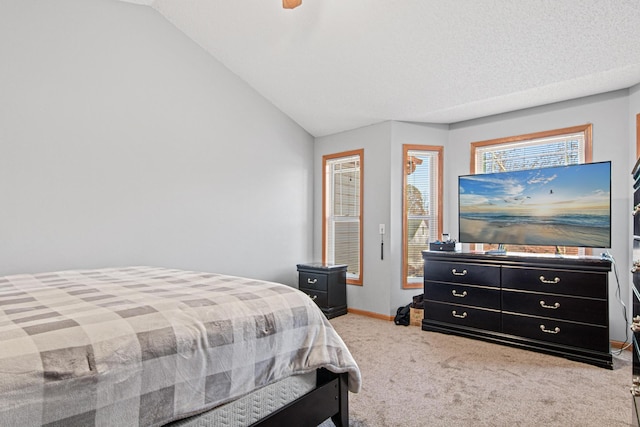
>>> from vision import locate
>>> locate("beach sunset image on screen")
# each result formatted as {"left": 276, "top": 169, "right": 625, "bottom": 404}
{"left": 458, "top": 162, "right": 611, "bottom": 248}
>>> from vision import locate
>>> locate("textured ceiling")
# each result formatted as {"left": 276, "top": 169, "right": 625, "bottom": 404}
{"left": 120, "top": 0, "right": 640, "bottom": 137}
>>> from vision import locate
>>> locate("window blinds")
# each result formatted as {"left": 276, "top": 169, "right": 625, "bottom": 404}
{"left": 405, "top": 149, "right": 440, "bottom": 284}
{"left": 327, "top": 155, "right": 361, "bottom": 279}
{"left": 476, "top": 132, "right": 585, "bottom": 173}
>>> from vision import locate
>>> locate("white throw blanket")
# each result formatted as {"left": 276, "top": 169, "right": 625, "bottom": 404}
{"left": 0, "top": 266, "right": 361, "bottom": 426}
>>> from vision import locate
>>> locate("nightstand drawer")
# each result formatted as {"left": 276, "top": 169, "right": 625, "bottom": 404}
{"left": 299, "top": 289, "right": 328, "bottom": 307}
{"left": 425, "top": 282, "right": 500, "bottom": 310}
{"left": 424, "top": 301, "right": 501, "bottom": 332}
{"left": 424, "top": 261, "right": 500, "bottom": 287}
{"left": 502, "top": 313, "right": 609, "bottom": 353}
{"left": 502, "top": 266, "right": 607, "bottom": 299}
{"left": 502, "top": 290, "right": 607, "bottom": 325}
{"left": 299, "top": 272, "right": 328, "bottom": 291}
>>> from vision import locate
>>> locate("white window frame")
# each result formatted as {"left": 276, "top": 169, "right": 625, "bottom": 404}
{"left": 470, "top": 124, "right": 592, "bottom": 255}
{"left": 403, "top": 145, "right": 443, "bottom": 289}
{"left": 323, "top": 149, "right": 363, "bottom": 285}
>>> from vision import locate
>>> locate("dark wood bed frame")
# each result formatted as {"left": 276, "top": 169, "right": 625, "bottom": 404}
{"left": 252, "top": 369, "right": 349, "bottom": 427}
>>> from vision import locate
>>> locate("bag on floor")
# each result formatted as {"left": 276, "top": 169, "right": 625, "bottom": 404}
{"left": 394, "top": 303, "right": 411, "bottom": 326}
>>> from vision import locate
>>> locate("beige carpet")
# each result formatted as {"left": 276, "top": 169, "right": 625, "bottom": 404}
{"left": 326, "top": 313, "right": 632, "bottom": 427}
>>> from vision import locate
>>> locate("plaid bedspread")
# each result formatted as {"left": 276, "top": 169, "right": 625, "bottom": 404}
{"left": 0, "top": 266, "right": 361, "bottom": 427}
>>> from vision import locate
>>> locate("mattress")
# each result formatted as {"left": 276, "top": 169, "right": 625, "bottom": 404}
{"left": 0, "top": 266, "right": 361, "bottom": 426}
{"left": 168, "top": 371, "right": 316, "bottom": 427}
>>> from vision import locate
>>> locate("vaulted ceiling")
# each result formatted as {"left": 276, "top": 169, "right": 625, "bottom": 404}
{"left": 120, "top": 0, "right": 640, "bottom": 137}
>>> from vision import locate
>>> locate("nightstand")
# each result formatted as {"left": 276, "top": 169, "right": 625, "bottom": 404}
{"left": 296, "top": 263, "right": 348, "bottom": 319}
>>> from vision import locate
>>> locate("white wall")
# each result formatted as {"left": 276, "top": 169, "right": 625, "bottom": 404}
{"left": 314, "top": 121, "right": 450, "bottom": 316}
{"left": 4, "top": 0, "right": 635, "bottom": 340}
{"left": 0, "top": 0, "right": 314, "bottom": 285}
{"left": 315, "top": 91, "right": 632, "bottom": 342}
{"left": 389, "top": 122, "right": 449, "bottom": 311}
{"left": 314, "top": 122, "right": 393, "bottom": 316}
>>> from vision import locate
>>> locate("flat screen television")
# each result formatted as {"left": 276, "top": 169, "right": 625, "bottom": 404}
{"left": 458, "top": 161, "right": 611, "bottom": 250}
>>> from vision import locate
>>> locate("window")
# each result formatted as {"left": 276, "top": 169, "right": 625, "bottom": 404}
{"left": 470, "top": 124, "right": 592, "bottom": 254}
{"left": 403, "top": 145, "right": 443, "bottom": 289}
{"left": 323, "top": 149, "right": 363, "bottom": 285}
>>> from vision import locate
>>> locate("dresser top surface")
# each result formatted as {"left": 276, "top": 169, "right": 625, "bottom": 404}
{"left": 422, "top": 250, "right": 612, "bottom": 271}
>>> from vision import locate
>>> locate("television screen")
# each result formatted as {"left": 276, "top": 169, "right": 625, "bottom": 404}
{"left": 458, "top": 161, "right": 611, "bottom": 248}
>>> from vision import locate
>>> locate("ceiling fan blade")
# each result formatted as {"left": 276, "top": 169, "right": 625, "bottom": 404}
{"left": 283, "top": 0, "right": 302, "bottom": 9}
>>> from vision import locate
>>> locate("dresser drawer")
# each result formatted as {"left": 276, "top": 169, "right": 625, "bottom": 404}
{"left": 633, "top": 288, "right": 640, "bottom": 375}
{"left": 299, "top": 288, "right": 328, "bottom": 307}
{"left": 502, "top": 313, "right": 609, "bottom": 353}
{"left": 502, "top": 266, "right": 607, "bottom": 299}
{"left": 424, "top": 301, "right": 501, "bottom": 332}
{"left": 502, "top": 290, "right": 607, "bottom": 325}
{"left": 635, "top": 187, "right": 640, "bottom": 236}
{"left": 633, "top": 335, "right": 640, "bottom": 378}
{"left": 424, "top": 261, "right": 500, "bottom": 287}
{"left": 634, "top": 270, "right": 640, "bottom": 289}
{"left": 298, "top": 272, "right": 328, "bottom": 291}
{"left": 425, "top": 282, "right": 500, "bottom": 310}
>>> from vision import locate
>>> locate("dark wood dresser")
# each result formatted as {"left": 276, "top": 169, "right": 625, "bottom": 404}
{"left": 422, "top": 251, "right": 612, "bottom": 368}
{"left": 631, "top": 157, "right": 640, "bottom": 424}
{"left": 297, "top": 263, "right": 348, "bottom": 319}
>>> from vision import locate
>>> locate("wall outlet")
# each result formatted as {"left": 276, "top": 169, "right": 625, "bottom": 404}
{"left": 379, "top": 224, "right": 385, "bottom": 235}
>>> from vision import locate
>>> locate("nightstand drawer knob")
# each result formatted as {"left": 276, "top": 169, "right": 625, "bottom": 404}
{"left": 451, "top": 310, "right": 467, "bottom": 319}
{"left": 452, "top": 290, "right": 467, "bottom": 298}
{"left": 540, "top": 325, "right": 560, "bottom": 334}
{"left": 307, "top": 278, "right": 318, "bottom": 285}
{"left": 539, "top": 300, "right": 560, "bottom": 309}
{"left": 451, "top": 269, "right": 467, "bottom": 276}
{"left": 539, "top": 275, "right": 560, "bottom": 284}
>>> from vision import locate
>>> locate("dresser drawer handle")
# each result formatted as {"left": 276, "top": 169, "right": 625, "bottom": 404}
{"left": 306, "top": 293, "right": 318, "bottom": 301}
{"left": 452, "top": 310, "right": 467, "bottom": 319}
{"left": 539, "top": 275, "right": 560, "bottom": 284}
{"left": 539, "top": 300, "right": 560, "bottom": 309}
{"left": 540, "top": 325, "right": 560, "bottom": 334}
{"left": 307, "top": 278, "right": 318, "bottom": 285}
{"left": 452, "top": 290, "right": 467, "bottom": 298}
{"left": 451, "top": 269, "right": 467, "bottom": 276}
{"left": 632, "top": 261, "right": 640, "bottom": 273}
{"left": 634, "top": 203, "right": 640, "bottom": 216}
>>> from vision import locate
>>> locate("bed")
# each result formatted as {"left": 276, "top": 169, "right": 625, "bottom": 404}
{"left": 0, "top": 266, "right": 361, "bottom": 426}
